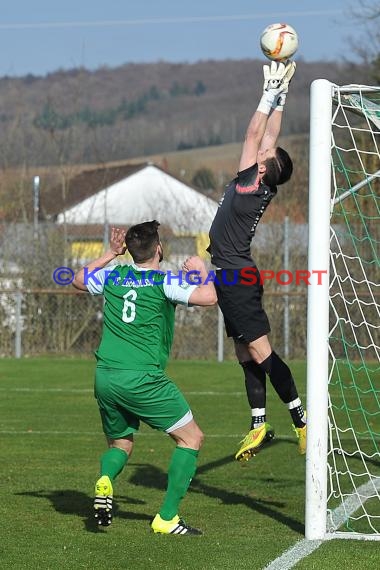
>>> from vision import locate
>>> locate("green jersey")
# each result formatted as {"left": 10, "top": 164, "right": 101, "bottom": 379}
{"left": 87, "top": 263, "right": 196, "bottom": 370}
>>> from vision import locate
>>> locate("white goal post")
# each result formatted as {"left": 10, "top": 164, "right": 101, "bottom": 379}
{"left": 306, "top": 79, "right": 380, "bottom": 540}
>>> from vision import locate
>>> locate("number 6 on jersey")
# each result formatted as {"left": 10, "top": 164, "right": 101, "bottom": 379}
{"left": 122, "top": 290, "right": 137, "bottom": 323}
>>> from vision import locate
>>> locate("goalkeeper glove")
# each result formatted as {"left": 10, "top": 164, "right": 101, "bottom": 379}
{"left": 258, "top": 61, "right": 287, "bottom": 114}
{"left": 257, "top": 60, "right": 296, "bottom": 114}
{"left": 272, "top": 61, "right": 296, "bottom": 112}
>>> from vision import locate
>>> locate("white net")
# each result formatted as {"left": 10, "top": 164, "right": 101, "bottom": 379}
{"left": 327, "top": 85, "right": 380, "bottom": 537}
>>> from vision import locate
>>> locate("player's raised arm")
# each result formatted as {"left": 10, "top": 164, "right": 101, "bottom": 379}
{"left": 72, "top": 227, "right": 126, "bottom": 291}
{"left": 239, "top": 61, "right": 295, "bottom": 171}
{"left": 259, "top": 61, "right": 296, "bottom": 152}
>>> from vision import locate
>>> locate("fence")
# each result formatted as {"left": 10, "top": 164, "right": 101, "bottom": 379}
{"left": 0, "top": 219, "right": 311, "bottom": 360}
{"left": 0, "top": 288, "right": 307, "bottom": 360}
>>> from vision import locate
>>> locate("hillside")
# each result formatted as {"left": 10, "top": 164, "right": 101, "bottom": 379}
{"left": 0, "top": 58, "right": 369, "bottom": 169}
{"left": 0, "top": 58, "right": 370, "bottom": 222}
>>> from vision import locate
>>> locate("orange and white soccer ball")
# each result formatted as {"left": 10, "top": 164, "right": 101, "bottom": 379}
{"left": 260, "top": 23, "right": 298, "bottom": 61}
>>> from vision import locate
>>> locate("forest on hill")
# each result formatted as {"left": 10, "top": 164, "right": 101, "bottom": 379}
{"left": 0, "top": 57, "right": 375, "bottom": 222}
{"left": 0, "top": 58, "right": 371, "bottom": 168}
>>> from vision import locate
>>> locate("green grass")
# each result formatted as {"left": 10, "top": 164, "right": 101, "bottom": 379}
{"left": 0, "top": 359, "right": 379, "bottom": 570}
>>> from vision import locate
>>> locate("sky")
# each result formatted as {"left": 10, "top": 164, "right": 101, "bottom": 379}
{"left": 0, "top": 0, "right": 367, "bottom": 77}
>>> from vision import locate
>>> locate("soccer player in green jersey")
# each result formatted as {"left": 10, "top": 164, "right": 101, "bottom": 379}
{"left": 73, "top": 221, "right": 216, "bottom": 535}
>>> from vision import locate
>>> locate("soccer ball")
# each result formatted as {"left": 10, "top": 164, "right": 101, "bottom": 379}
{"left": 260, "top": 23, "right": 298, "bottom": 61}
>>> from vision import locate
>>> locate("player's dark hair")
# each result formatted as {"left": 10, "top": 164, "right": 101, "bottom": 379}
{"left": 263, "top": 147, "right": 293, "bottom": 187}
{"left": 125, "top": 220, "right": 160, "bottom": 263}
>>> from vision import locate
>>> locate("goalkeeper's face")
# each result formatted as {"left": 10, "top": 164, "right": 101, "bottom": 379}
{"left": 258, "top": 147, "right": 276, "bottom": 164}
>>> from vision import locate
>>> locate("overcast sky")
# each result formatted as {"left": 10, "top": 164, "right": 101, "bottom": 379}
{"left": 0, "top": 0, "right": 365, "bottom": 77}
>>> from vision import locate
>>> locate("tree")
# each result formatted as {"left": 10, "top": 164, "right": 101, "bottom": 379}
{"left": 191, "top": 167, "right": 217, "bottom": 193}
{"left": 194, "top": 80, "right": 207, "bottom": 96}
{"left": 349, "top": 0, "right": 380, "bottom": 80}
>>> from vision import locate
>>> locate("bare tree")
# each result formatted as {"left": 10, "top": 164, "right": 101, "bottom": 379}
{"left": 348, "top": 1, "right": 380, "bottom": 79}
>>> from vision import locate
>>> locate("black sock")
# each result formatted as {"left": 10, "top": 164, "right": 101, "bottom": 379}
{"left": 240, "top": 360, "right": 266, "bottom": 429}
{"left": 288, "top": 398, "right": 306, "bottom": 428}
{"left": 258, "top": 351, "right": 299, "bottom": 403}
{"left": 258, "top": 351, "right": 305, "bottom": 427}
{"left": 240, "top": 360, "right": 266, "bottom": 408}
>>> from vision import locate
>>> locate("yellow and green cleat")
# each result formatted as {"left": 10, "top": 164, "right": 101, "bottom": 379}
{"left": 94, "top": 475, "right": 113, "bottom": 526}
{"left": 293, "top": 422, "right": 307, "bottom": 455}
{"left": 151, "top": 513, "right": 202, "bottom": 535}
{"left": 235, "top": 422, "right": 275, "bottom": 461}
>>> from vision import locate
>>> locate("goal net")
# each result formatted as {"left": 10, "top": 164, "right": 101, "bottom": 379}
{"left": 306, "top": 80, "right": 380, "bottom": 540}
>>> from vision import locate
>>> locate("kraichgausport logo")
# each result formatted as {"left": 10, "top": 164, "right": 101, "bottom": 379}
{"left": 52, "top": 267, "right": 327, "bottom": 287}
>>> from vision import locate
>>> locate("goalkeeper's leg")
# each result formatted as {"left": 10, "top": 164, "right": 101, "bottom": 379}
{"left": 235, "top": 342, "right": 274, "bottom": 461}
{"left": 257, "top": 350, "right": 307, "bottom": 455}
{"left": 247, "top": 337, "right": 307, "bottom": 455}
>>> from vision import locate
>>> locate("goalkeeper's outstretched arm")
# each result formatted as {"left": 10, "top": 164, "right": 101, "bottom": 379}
{"left": 239, "top": 61, "right": 296, "bottom": 171}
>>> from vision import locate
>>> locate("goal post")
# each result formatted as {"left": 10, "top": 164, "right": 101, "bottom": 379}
{"left": 306, "top": 79, "right": 380, "bottom": 540}
{"left": 306, "top": 79, "right": 332, "bottom": 540}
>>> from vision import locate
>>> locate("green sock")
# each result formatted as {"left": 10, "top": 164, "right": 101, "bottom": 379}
{"left": 100, "top": 447, "right": 128, "bottom": 481}
{"left": 159, "top": 446, "right": 199, "bottom": 521}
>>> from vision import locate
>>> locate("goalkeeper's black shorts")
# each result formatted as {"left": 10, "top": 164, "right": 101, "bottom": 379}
{"left": 215, "top": 267, "right": 271, "bottom": 344}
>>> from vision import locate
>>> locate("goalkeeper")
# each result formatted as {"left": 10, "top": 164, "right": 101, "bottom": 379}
{"left": 208, "top": 61, "right": 307, "bottom": 461}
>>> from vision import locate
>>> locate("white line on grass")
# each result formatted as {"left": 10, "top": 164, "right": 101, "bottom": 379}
{"left": 263, "top": 539, "right": 323, "bottom": 570}
{"left": 327, "top": 478, "right": 380, "bottom": 540}
{"left": 1, "top": 430, "right": 374, "bottom": 443}
{"left": 0, "top": 387, "right": 94, "bottom": 393}
{"left": 0, "top": 388, "right": 247, "bottom": 395}
{"left": 0, "top": 430, "right": 293, "bottom": 438}
{"left": 0, "top": 387, "right": 308, "bottom": 397}
{"left": 263, "top": 478, "right": 380, "bottom": 569}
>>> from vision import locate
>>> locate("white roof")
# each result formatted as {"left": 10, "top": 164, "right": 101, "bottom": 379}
{"left": 56, "top": 165, "right": 218, "bottom": 233}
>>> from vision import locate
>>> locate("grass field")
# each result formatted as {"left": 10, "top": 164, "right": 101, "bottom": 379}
{"left": 0, "top": 358, "right": 379, "bottom": 570}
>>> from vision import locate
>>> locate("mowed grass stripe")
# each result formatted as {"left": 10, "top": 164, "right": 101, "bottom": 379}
{"left": 0, "top": 387, "right": 247, "bottom": 395}
{"left": 1, "top": 386, "right": 374, "bottom": 402}
{"left": 0, "top": 430, "right": 294, "bottom": 438}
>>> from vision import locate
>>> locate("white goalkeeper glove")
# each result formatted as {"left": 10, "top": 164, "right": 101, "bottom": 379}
{"left": 257, "top": 60, "right": 296, "bottom": 114}
{"left": 272, "top": 61, "right": 296, "bottom": 112}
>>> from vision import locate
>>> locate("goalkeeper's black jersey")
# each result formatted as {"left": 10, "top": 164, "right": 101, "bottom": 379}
{"left": 208, "top": 163, "right": 277, "bottom": 269}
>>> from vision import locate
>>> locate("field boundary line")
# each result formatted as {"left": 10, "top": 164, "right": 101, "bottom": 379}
{"left": 0, "top": 387, "right": 249, "bottom": 395}
{"left": 263, "top": 479, "right": 380, "bottom": 569}
{"left": 0, "top": 430, "right": 294, "bottom": 438}
{"left": 0, "top": 387, "right": 306, "bottom": 398}
{"left": 0, "top": 430, "right": 375, "bottom": 442}
{"left": 263, "top": 539, "right": 323, "bottom": 570}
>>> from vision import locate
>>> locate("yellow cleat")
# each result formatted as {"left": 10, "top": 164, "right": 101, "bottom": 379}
{"left": 151, "top": 513, "right": 202, "bottom": 535}
{"left": 293, "top": 422, "right": 307, "bottom": 455}
{"left": 235, "top": 422, "right": 275, "bottom": 462}
{"left": 94, "top": 475, "right": 113, "bottom": 526}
